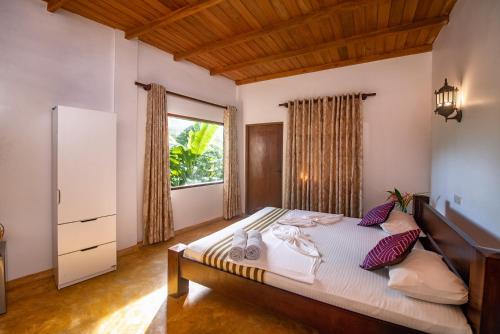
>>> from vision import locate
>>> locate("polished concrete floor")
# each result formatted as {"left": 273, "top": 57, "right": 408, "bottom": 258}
{"left": 0, "top": 219, "right": 315, "bottom": 334}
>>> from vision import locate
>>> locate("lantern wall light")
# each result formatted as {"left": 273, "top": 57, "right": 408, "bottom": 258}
{"left": 434, "top": 78, "right": 462, "bottom": 122}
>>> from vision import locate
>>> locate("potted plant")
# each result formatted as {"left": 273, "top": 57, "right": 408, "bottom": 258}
{"left": 386, "top": 188, "right": 413, "bottom": 213}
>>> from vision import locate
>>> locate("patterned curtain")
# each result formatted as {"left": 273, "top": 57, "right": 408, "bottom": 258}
{"left": 223, "top": 106, "right": 241, "bottom": 219}
{"left": 142, "top": 83, "right": 174, "bottom": 245}
{"left": 284, "top": 95, "right": 363, "bottom": 217}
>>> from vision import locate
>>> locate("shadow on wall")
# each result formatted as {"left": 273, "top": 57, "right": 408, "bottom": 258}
{"left": 444, "top": 201, "right": 500, "bottom": 247}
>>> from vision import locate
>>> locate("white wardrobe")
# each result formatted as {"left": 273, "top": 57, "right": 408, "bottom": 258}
{"left": 52, "top": 106, "right": 117, "bottom": 289}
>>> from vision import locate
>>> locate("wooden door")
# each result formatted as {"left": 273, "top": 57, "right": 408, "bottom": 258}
{"left": 246, "top": 123, "right": 283, "bottom": 214}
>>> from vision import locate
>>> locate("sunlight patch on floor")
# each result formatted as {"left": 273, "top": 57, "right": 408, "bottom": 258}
{"left": 183, "top": 282, "right": 212, "bottom": 307}
{"left": 93, "top": 287, "right": 166, "bottom": 334}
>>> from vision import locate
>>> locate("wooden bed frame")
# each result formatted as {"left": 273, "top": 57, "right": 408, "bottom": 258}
{"left": 168, "top": 195, "right": 500, "bottom": 333}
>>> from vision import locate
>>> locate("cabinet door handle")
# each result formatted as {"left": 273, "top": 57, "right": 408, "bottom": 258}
{"left": 58, "top": 189, "right": 61, "bottom": 204}
{"left": 80, "top": 246, "right": 98, "bottom": 252}
{"left": 80, "top": 218, "right": 98, "bottom": 223}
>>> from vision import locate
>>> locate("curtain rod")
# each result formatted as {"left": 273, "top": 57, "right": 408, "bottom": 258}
{"left": 278, "top": 93, "right": 376, "bottom": 107}
{"left": 135, "top": 81, "right": 227, "bottom": 110}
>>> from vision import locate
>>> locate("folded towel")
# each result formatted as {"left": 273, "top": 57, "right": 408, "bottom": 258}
{"left": 277, "top": 216, "right": 316, "bottom": 227}
{"left": 270, "top": 224, "right": 320, "bottom": 258}
{"left": 312, "top": 214, "right": 343, "bottom": 225}
{"left": 245, "top": 230, "right": 262, "bottom": 260}
{"left": 229, "top": 229, "right": 247, "bottom": 262}
{"left": 280, "top": 210, "right": 344, "bottom": 225}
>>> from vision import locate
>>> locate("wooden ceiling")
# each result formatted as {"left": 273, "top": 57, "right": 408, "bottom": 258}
{"left": 44, "top": 0, "right": 456, "bottom": 85}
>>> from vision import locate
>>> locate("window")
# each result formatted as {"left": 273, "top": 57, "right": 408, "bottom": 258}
{"left": 168, "top": 115, "right": 224, "bottom": 189}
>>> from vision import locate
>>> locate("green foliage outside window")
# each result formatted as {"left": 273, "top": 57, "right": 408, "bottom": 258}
{"left": 169, "top": 120, "right": 223, "bottom": 187}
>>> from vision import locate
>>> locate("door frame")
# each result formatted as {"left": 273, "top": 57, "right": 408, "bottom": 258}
{"left": 245, "top": 122, "right": 284, "bottom": 214}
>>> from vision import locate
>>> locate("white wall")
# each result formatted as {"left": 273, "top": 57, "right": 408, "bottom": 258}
{"left": 237, "top": 53, "right": 433, "bottom": 214}
{"left": 0, "top": 0, "right": 115, "bottom": 280}
{"left": 114, "top": 30, "right": 139, "bottom": 250}
{"left": 0, "top": 0, "right": 236, "bottom": 280}
{"left": 431, "top": 0, "right": 500, "bottom": 238}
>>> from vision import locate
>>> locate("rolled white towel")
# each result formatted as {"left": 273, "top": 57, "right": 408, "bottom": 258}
{"left": 229, "top": 229, "right": 247, "bottom": 262}
{"left": 245, "top": 230, "right": 262, "bottom": 260}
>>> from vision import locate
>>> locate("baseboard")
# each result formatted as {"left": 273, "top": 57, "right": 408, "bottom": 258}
{"left": 118, "top": 216, "right": 230, "bottom": 251}
{"left": 116, "top": 241, "right": 143, "bottom": 257}
{"left": 174, "top": 216, "right": 224, "bottom": 235}
{"left": 6, "top": 268, "right": 54, "bottom": 292}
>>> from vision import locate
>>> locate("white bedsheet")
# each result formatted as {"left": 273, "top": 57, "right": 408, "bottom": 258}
{"left": 184, "top": 207, "right": 472, "bottom": 334}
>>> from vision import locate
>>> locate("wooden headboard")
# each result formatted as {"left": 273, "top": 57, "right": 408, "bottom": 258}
{"left": 413, "top": 195, "right": 500, "bottom": 334}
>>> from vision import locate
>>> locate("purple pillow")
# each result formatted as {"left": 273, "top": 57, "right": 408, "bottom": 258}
{"left": 360, "top": 229, "right": 421, "bottom": 270}
{"left": 358, "top": 201, "right": 395, "bottom": 226}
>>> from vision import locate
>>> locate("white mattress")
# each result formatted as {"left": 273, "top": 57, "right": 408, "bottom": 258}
{"left": 184, "top": 207, "right": 472, "bottom": 334}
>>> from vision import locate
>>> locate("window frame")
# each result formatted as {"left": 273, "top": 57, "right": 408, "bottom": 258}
{"left": 167, "top": 113, "right": 224, "bottom": 190}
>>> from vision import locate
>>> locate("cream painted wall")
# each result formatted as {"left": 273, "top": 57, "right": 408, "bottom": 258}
{"left": 237, "top": 53, "right": 433, "bottom": 214}
{"left": 0, "top": 0, "right": 115, "bottom": 280}
{"left": 0, "top": 0, "right": 235, "bottom": 280}
{"left": 431, "top": 0, "right": 500, "bottom": 238}
{"left": 114, "top": 30, "right": 139, "bottom": 251}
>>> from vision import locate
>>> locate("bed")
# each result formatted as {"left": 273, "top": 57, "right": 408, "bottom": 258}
{"left": 168, "top": 196, "right": 500, "bottom": 333}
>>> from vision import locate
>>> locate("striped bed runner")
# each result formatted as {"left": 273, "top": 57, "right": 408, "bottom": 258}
{"left": 201, "top": 208, "right": 289, "bottom": 283}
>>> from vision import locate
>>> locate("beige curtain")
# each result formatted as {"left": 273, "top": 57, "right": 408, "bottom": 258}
{"left": 142, "top": 83, "right": 174, "bottom": 245}
{"left": 284, "top": 95, "right": 363, "bottom": 217}
{"left": 223, "top": 106, "right": 241, "bottom": 219}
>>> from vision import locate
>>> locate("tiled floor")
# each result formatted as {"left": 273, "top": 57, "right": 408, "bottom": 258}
{"left": 0, "top": 219, "right": 315, "bottom": 334}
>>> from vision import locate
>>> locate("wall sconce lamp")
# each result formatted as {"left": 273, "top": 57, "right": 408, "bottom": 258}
{"left": 434, "top": 78, "right": 462, "bottom": 122}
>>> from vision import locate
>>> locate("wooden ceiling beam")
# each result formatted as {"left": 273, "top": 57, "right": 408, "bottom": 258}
{"left": 211, "top": 16, "right": 448, "bottom": 75}
{"left": 173, "top": 0, "right": 377, "bottom": 61}
{"left": 47, "top": 0, "right": 70, "bottom": 13}
{"left": 125, "top": 0, "right": 224, "bottom": 40}
{"left": 235, "top": 44, "right": 433, "bottom": 85}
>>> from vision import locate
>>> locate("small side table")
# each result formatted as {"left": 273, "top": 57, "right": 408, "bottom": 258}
{"left": 0, "top": 241, "right": 5, "bottom": 314}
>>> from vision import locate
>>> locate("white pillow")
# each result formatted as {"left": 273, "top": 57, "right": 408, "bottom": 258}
{"left": 388, "top": 249, "right": 468, "bottom": 305}
{"left": 380, "top": 210, "right": 426, "bottom": 237}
